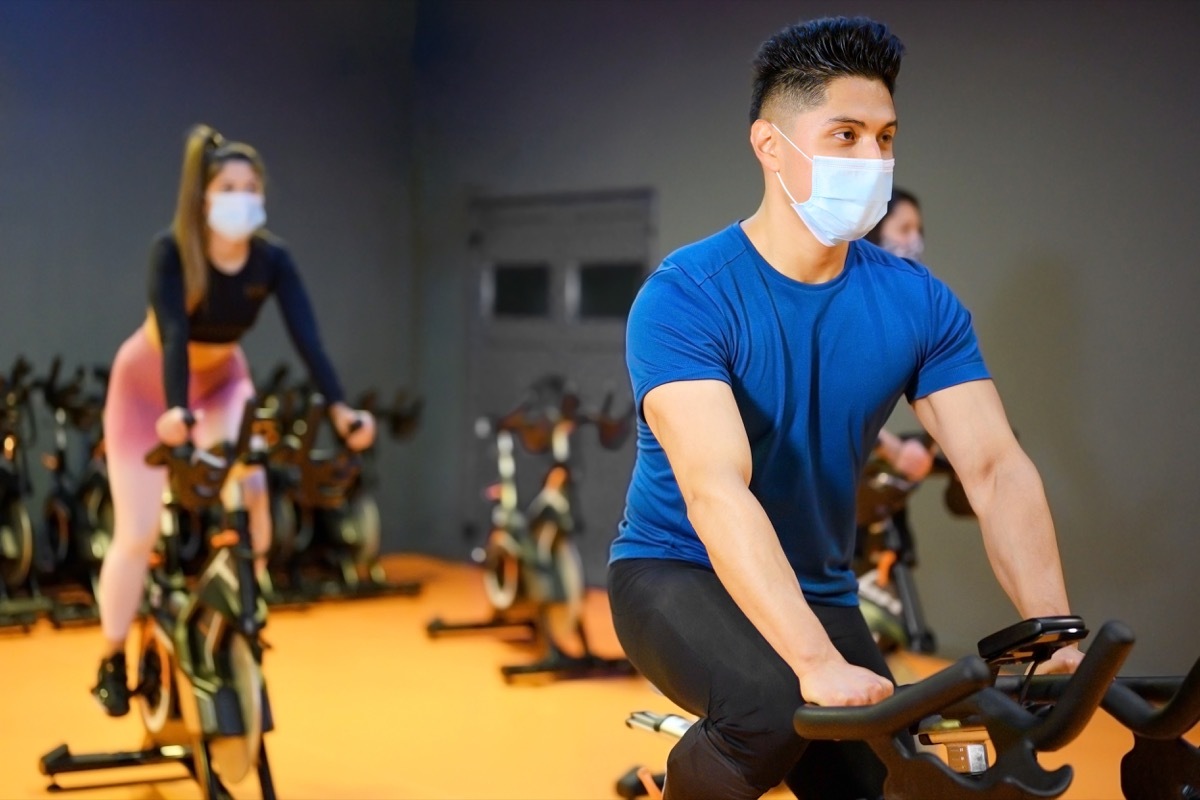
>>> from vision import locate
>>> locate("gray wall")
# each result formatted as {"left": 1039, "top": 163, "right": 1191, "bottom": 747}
{"left": 407, "top": 0, "right": 1200, "bottom": 673}
{"left": 0, "top": 0, "right": 422, "bottom": 549}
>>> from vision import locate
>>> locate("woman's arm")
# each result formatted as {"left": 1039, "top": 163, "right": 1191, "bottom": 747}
{"left": 148, "top": 238, "right": 192, "bottom": 411}
{"left": 271, "top": 247, "right": 345, "bottom": 403}
{"left": 271, "top": 247, "right": 373, "bottom": 448}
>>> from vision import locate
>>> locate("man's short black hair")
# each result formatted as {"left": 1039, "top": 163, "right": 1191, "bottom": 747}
{"left": 750, "top": 16, "right": 905, "bottom": 124}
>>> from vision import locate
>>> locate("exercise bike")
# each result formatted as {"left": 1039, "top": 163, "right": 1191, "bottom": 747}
{"left": 262, "top": 390, "right": 416, "bottom": 602}
{"left": 855, "top": 431, "right": 974, "bottom": 654}
{"left": 33, "top": 356, "right": 113, "bottom": 626}
{"left": 1, "top": 355, "right": 52, "bottom": 630}
{"left": 426, "top": 376, "right": 637, "bottom": 683}
{"left": 342, "top": 386, "right": 424, "bottom": 592}
{"left": 41, "top": 397, "right": 278, "bottom": 800}
{"left": 620, "top": 615, "right": 1200, "bottom": 799}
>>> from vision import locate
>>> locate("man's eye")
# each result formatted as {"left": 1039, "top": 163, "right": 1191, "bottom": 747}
{"left": 834, "top": 130, "right": 855, "bottom": 142}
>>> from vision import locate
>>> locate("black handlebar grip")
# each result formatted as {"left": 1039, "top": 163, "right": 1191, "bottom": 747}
{"left": 793, "top": 655, "right": 992, "bottom": 741}
{"left": 1028, "top": 620, "right": 1135, "bottom": 751}
{"left": 1102, "top": 654, "right": 1200, "bottom": 740}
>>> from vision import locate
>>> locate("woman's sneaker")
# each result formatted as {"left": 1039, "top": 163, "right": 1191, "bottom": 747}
{"left": 91, "top": 652, "right": 130, "bottom": 717}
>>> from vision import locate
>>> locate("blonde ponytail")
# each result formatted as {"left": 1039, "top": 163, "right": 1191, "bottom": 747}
{"left": 172, "top": 124, "right": 223, "bottom": 312}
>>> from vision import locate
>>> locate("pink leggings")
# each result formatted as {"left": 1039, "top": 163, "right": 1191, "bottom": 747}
{"left": 98, "top": 327, "right": 270, "bottom": 644}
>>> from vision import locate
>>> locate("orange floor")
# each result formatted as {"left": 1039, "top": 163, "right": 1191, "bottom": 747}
{"left": 1, "top": 555, "right": 1195, "bottom": 800}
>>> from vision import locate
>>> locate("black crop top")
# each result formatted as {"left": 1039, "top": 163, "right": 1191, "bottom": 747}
{"left": 147, "top": 231, "right": 345, "bottom": 409}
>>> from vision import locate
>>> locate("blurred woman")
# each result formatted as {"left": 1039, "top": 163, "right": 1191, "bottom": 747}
{"left": 93, "top": 124, "right": 375, "bottom": 716}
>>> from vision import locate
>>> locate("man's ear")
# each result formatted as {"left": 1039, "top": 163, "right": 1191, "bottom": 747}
{"left": 749, "top": 118, "right": 782, "bottom": 174}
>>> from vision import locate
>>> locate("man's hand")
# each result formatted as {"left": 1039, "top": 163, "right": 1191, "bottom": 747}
{"left": 1036, "top": 645, "right": 1084, "bottom": 675}
{"left": 797, "top": 657, "right": 895, "bottom": 706}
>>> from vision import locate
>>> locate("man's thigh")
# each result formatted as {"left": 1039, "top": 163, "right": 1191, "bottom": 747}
{"left": 609, "top": 558, "right": 802, "bottom": 729}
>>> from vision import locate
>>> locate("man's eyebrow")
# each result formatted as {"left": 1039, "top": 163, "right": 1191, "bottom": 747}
{"left": 825, "top": 116, "right": 898, "bottom": 129}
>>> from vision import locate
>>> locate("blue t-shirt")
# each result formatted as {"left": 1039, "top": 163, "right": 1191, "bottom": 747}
{"left": 611, "top": 222, "right": 990, "bottom": 606}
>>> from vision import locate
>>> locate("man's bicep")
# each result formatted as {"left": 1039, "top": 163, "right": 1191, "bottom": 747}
{"left": 644, "top": 380, "right": 752, "bottom": 498}
{"left": 912, "top": 379, "right": 1016, "bottom": 482}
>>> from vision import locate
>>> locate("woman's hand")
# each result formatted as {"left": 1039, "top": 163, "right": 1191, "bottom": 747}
{"left": 330, "top": 402, "right": 376, "bottom": 451}
{"left": 877, "top": 429, "right": 935, "bottom": 481}
{"left": 892, "top": 438, "right": 935, "bottom": 481}
{"left": 155, "top": 406, "right": 197, "bottom": 446}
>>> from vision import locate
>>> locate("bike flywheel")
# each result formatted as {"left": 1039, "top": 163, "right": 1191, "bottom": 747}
{"left": 208, "top": 633, "right": 263, "bottom": 784}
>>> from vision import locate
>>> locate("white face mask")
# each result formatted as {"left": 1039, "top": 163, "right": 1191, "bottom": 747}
{"left": 881, "top": 233, "right": 924, "bottom": 261}
{"left": 771, "top": 123, "right": 894, "bottom": 247}
{"left": 207, "top": 192, "right": 266, "bottom": 240}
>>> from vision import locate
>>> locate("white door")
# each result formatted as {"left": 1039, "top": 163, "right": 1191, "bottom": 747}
{"left": 462, "top": 189, "right": 654, "bottom": 583}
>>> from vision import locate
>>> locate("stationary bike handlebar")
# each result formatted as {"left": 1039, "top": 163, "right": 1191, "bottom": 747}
{"left": 356, "top": 387, "right": 423, "bottom": 442}
{"left": 793, "top": 655, "right": 994, "bottom": 741}
{"left": 6, "top": 355, "right": 34, "bottom": 399}
{"left": 478, "top": 382, "right": 634, "bottom": 454}
{"left": 270, "top": 394, "right": 362, "bottom": 509}
{"left": 995, "top": 659, "right": 1200, "bottom": 741}
{"left": 35, "top": 357, "right": 102, "bottom": 431}
{"left": 1023, "top": 620, "right": 1134, "bottom": 750}
{"left": 1101, "top": 654, "right": 1200, "bottom": 739}
{"left": 587, "top": 389, "right": 634, "bottom": 450}
{"left": 143, "top": 397, "right": 260, "bottom": 513}
{"left": 792, "top": 620, "right": 1135, "bottom": 752}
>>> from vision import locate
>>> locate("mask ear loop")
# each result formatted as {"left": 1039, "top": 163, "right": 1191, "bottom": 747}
{"left": 770, "top": 122, "right": 814, "bottom": 162}
{"left": 775, "top": 172, "right": 801, "bottom": 205}
{"left": 769, "top": 123, "right": 812, "bottom": 205}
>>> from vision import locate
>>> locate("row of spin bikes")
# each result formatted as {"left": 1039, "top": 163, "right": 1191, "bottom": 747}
{"left": 35, "top": 372, "right": 635, "bottom": 799}
{"left": 0, "top": 355, "right": 423, "bottom": 635}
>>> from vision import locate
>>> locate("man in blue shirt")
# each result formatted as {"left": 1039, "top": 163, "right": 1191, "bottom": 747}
{"left": 609, "top": 16, "right": 1081, "bottom": 800}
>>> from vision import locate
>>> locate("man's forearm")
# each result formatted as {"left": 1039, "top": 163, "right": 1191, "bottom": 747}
{"left": 970, "top": 448, "right": 1071, "bottom": 618}
{"left": 687, "top": 482, "right": 842, "bottom": 676}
